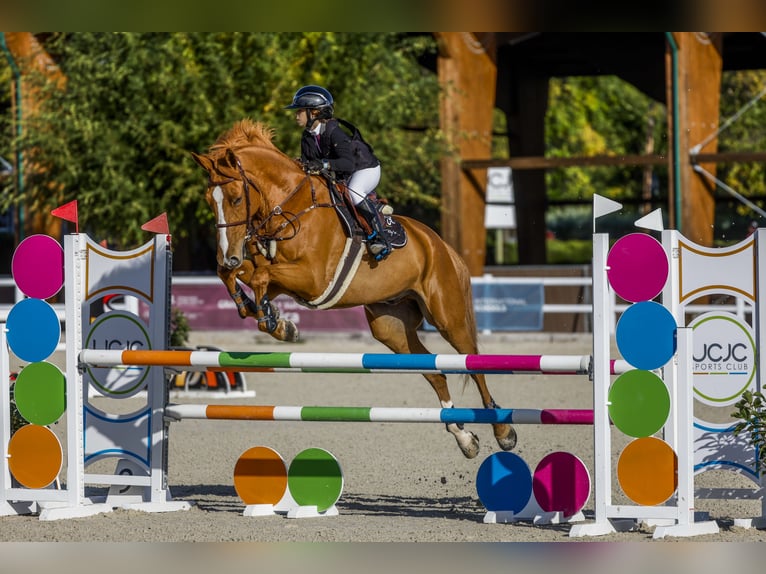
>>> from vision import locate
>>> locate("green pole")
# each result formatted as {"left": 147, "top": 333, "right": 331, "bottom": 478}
{"left": 665, "top": 32, "right": 682, "bottom": 232}
{"left": 0, "top": 32, "right": 24, "bottom": 241}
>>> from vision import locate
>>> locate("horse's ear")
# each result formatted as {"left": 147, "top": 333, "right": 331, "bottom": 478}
{"left": 224, "top": 148, "right": 239, "bottom": 169}
{"left": 191, "top": 151, "right": 213, "bottom": 172}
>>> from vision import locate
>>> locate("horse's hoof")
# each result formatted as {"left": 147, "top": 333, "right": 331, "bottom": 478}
{"left": 456, "top": 431, "right": 480, "bottom": 459}
{"left": 283, "top": 320, "right": 299, "bottom": 343}
{"left": 496, "top": 425, "right": 517, "bottom": 451}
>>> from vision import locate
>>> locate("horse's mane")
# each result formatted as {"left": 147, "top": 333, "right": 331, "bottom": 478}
{"left": 210, "top": 118, "right": 278, "bottom": 153}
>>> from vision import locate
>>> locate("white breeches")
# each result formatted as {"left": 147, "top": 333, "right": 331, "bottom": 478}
{"left": 346, "top": 165, "right": 381, "bottom": 205}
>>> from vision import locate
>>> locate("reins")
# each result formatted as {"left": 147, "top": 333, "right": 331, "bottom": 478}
{"left": 212, "top": 151, "right": 340, "bottom": 250}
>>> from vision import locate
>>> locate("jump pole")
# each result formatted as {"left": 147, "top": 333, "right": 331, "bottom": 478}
{"left": 80, "top": 349, "right": 633, "bottom": 376}
{"left": 165, "top": 404, "right": 595, "bottom": 425}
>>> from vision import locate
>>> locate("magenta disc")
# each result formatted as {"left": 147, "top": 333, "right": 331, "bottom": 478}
{"left": 606, "top": 233, "right": 668, "bottom": 302}
{"left": 11, "top": 235, "right": 64, "bottom": 299}
{"left": 532, "top": 451, "right": 590, "bottom": 518}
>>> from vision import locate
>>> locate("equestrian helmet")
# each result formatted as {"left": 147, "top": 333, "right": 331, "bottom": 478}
{"left": 285, "top": 85, "right": 334, "bottom": 115}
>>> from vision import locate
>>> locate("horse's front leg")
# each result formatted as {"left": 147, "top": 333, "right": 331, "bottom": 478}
{"left": 247, "top": 266, "right": 299, "bottom": 343}
{"left": 217, "top": 263, "right": 259, "bottom": 319}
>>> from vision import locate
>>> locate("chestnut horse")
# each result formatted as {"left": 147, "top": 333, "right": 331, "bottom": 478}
{"left": 191, "top": 119, "right": 516, "bottom": 458}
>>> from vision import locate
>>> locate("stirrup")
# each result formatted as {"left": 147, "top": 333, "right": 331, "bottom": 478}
{"left": 366, "top": 231, "right": 390, "bottom": 260}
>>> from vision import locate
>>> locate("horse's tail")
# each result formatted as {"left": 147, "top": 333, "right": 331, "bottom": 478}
{"left": 445, "top": 243, "right": 480, "bottom": 354}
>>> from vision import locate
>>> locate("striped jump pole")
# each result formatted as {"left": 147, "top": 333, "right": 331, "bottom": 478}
{"left": 81, "top": 349, "right": 632, "bottom": 375}
{"left": 165, "top": 404, "right": 595, "bottom": 425}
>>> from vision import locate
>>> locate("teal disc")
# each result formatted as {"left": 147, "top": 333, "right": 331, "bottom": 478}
{"left": 6, "top": 298, "right": 61, "bottom": 363}
{"left": 616, "top": 301, "right": 677, "bottom": 370}
{"left": 287, "top": 448, "right": 343, "bottom": 512}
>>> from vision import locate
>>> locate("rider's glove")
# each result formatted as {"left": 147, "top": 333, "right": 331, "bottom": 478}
{"left": 304, "top": 159, "right": 326, "bottom": 173}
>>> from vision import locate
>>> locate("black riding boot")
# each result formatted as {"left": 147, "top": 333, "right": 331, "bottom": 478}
{"left": 357, "top": 196, "right": 392, "bottom": 260}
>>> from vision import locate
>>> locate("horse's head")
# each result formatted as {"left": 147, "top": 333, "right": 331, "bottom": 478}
{"left": 194, "top": 119, "right": 318, "bottom": 269}
{"left": 192, "top": 147, "right": 263, "bottom": 270}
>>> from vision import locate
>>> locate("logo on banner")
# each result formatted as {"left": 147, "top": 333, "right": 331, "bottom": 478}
{"left": 85, "top": 311, "right": 151, "bottom": 397}
{"left": 690, "top": 312, "right": 756, "bottom": 406}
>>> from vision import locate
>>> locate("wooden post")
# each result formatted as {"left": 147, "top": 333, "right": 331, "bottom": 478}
{"left": 436, "top": 32, "right": 497, "bottom": 276}
{"left": 673, "top": 32, "right": 722, "bottom": 245}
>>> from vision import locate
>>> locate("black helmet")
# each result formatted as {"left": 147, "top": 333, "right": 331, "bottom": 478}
{"left": 285, "top": 85, "right": 334, "bottom": 115}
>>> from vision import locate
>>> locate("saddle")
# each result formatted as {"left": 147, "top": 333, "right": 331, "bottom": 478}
{"left": 294, "top": 178, "right": 408, "bottom": 310}
{"left": 326, "top": 178, "right": 407, "bottom": 250}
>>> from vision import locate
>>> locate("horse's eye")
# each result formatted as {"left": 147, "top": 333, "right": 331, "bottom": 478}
{"left": 232, "top": 196, "right": 243, "bottom": 207}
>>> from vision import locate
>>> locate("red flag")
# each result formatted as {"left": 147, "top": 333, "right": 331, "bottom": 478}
{"left": 51, "top": 200, "right": 78, "bottom": 232}
{"left": 141, "top": 212, "right": 170, "bottom": 235}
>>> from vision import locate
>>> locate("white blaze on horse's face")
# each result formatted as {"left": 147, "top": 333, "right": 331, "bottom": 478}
{"left": 212, "top": 185, "right": 233, "bottom": 267}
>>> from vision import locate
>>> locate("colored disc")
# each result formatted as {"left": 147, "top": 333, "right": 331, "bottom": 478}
{"left": 233, "top": 446, "right": 288, "bottom": 506}
{"left": 607, "top": 233, "right": 668, "bottom": 302}
{"left": 7, "top": 424, "right": 63, "bottom": 489}
{"left": 11, "top": 234, "right": 65, "bottom": 300}
{"left": 616, "top": 301, "right": 676, "bottom": 370}
{"left": 6, "top": 298, "right": 61, "bottom": 363}
{"left": 287, "top": 448, "right": 343, "bottom": 512}
{"left": 475, "top": 451, "right": 532, "bottom": 513}
{"left": 617, "top": 437, "right": 677, "bottom": 506}
{"left": 13, "top": 362, "right": 66, "bottom": 426}
{"left": 532, "top": 451, "right": 590, "bottom": 518}
{"left": 608, "top": 369, "right": 670, "bottom": 437}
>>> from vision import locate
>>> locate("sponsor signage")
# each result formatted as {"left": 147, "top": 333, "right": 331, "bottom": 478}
{"left": 485, "top": 167, "right": 516, "bottom": 230}
{"left": 85, "top": 311, "right": 151, "bottom": 397}
{"left": 152, "top": 277, "right": 544, "bottom": 334}
{"left": 689, "top": 312, "right": 756, "bottom": 406}
{"left": 161, "top": 281, "right": 369, "bottom": 333}
{"left": 424, "top": 281, "right": 544, "bottom": 332}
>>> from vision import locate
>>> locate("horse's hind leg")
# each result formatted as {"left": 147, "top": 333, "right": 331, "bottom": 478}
{"left": 364, "top": 301, "right": 481, "bottom": 459}
{"left": 425, "top": 285, "right": 517, "bottom": 453}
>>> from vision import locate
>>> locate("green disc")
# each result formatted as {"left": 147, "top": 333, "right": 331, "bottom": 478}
{"left": 287, "top": 447, "right": 343, "bottom": 512}
{"left": 13, "top": 362, "right": 66, "bottom": 426}
{"left": 608, "top": 369, "right": 670, "bottom": 438}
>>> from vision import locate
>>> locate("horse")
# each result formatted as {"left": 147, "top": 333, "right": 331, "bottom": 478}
{"left": 191, "top": 118, "right": 516, "bottom": 459}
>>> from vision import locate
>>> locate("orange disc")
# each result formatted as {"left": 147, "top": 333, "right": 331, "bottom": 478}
{"left": 233, "top": 446, "right": 287, "bottom": 505}
{"left": 617, "top": 436, "right": 677, "bottom": 506}
{"left": 8, "top": 424, "right": 63, "bottom": 489}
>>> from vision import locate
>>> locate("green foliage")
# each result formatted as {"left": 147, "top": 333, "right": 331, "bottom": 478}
{"left": 0, "top": 33, "right": 442, "bottom": 252}
{"left": 545, "top": 76, "right": 667, "bottom": 206}
{"left": 545, "top": 239, "right": 592, "bottom": 264}
{"left": 169, "top": 306, "right": 190, "bottom": 348}
{"left": 717, "top": 70, "right": 766, "bottom": 222}
{"left": 731, "top": 390, "right": 766, "bottom": 477}
{"left": 4, "top": 35, "right": 765, "bottom": 265}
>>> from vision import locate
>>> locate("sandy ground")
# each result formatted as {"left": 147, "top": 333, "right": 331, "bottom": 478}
{"left": 3, "top": 329, "right": 766, "bottom": 562}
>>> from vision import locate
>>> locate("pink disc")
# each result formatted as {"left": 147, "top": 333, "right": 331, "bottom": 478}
{"left": 11, "top": 235, "right": 64, "bottom": 299}
{"left": 606, "top": 233, "right": 668, "bottom": 302}
{"left": 532, "top": 451, "right": 590, "bottom": 518}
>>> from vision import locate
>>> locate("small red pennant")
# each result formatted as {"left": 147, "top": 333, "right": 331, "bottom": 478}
{"left": 51, "top": 200, "right": 79, "bottom": 232}
{"left": 141, "top": 212, "right": 170, "bottom": 235}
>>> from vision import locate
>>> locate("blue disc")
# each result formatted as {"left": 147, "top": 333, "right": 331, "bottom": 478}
{"left": 475, "top": 452, "right": 532, "bottom": 513}
{"left": 6, "top": 298, "right": 61, "bottom": 363}
{"left": 616, "top": 301, "right": 676, "bottom": 370}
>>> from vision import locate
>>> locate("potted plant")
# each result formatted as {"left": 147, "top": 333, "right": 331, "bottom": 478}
{"left": 731, "top": 390, "right": 766, "bottom": 476}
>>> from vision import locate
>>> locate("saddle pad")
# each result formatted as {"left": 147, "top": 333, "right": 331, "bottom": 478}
{"left": 327, "top": 179, "right": 407, "bottom": 251}
{"left": 380, "top": 214, "right": 407, "bottom": 249}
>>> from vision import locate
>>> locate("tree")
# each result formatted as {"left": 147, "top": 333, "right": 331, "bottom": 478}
{"left": 715, "top": 69, "right": 766, "bottom": 236}
{"left": 1, "top": 33, "right": 443, "bottom": 267}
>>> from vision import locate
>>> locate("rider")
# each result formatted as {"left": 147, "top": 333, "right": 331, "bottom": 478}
{"left": 285, "top": 85, "right": 392, "bottom": 260}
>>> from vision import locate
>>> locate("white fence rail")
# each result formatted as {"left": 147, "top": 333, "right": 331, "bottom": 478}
{"left": 0, "top": 274, "right": 754, "bottom": 335}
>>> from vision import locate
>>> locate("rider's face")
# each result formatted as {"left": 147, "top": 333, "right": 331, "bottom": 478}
{"left": 295, "top": 109, "right": 312, "bottom": 128}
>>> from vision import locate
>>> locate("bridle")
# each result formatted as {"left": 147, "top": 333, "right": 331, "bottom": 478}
{"left": 209, "top": 151, "right": 338, "bottom": 253}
